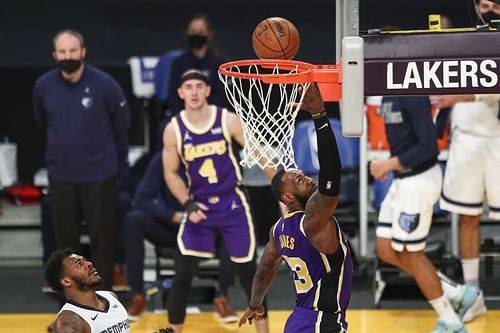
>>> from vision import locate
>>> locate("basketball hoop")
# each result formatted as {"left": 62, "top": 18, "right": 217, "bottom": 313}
{"left": 218, "top": 59, "right": 341, "bottom": 170}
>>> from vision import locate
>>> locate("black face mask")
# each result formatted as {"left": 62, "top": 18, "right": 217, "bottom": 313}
{"left": 478, "top": 11, "right": 499, "bottom": 25}
{"left": 57, "top": 59, "right": 82, "bottom": 74}
{"left": 187, "top": 34, "right": 208, "bottom": 49}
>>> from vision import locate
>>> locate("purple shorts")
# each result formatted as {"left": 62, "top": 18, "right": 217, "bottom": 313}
{"left": 284, "top": 307, "right": 346, "bottom": 333}
{"left": 177, "top": 191, "right": 255, "bottom": 263}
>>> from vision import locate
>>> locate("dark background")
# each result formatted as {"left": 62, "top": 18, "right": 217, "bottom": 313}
{"left": 0, "top": 0, "right": 481, "bottom": 182}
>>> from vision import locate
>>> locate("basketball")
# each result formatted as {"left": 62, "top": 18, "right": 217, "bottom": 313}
{"left": 252, "top": 17, "right": 300, "bottom": 59}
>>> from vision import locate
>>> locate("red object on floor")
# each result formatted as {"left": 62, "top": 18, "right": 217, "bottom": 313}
{"left": 4, "top": 185, "right": 41, "bottom": 205}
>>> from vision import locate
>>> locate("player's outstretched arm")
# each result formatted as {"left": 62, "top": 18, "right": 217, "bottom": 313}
{"left": 54, "top": 311, "right": 89, "bottom": 333}
{"left": 239, "top": 228, "right": 281, "bottom": 327}
{"left": 300, "top": 84, "right": 341, "bottom": 254}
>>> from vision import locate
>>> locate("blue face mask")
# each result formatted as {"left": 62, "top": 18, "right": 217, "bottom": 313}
{"left": 57, "top": 59, "right": 82, "bottom": 74}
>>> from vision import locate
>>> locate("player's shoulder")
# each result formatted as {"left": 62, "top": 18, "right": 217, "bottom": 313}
{"left": 56, "top": 310, "right": 89, "bottom": 332}
{"left": 96, "top": 290, "right": 119, "bottom": 300}
{"left": 163, "top": 118, "right": 179, "bottom": 144}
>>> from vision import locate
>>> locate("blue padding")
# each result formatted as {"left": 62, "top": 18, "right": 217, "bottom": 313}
{"left": 293, "top": 118, "right": 359, "bottom": 173}
{"left": 154, "top": 49, "right": 183, "bottom": 104}
{"left": 292, "top": 118, "right": 360, "bottom": 206}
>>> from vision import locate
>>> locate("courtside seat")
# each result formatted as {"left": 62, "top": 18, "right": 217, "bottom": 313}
{"left": 153, "top": 49, "right": 183, "bottom": 107}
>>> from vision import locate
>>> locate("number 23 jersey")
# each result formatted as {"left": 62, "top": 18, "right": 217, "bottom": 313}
{"left": 273, "top": 211, "right": 352, "bottom": 314}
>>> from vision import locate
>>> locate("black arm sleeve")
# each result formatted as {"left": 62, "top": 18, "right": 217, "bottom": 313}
{"left": 313, "top": 114, "right": 342, "bottom": 197}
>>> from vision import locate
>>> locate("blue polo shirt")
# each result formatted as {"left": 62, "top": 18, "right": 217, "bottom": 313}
{"left": 33, "top": 65, "right": 130, "bottom": 183}
{"left": 381, "top": 96, "right": 438, "bottom": 178}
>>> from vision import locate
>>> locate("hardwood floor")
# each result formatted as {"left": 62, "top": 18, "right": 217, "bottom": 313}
{"left": 1, "top": 310, "right": 497, "bottom": 332}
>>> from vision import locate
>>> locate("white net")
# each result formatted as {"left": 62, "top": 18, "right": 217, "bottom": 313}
{"left": 218, "top": 62, "right": 311, "bottom": 170}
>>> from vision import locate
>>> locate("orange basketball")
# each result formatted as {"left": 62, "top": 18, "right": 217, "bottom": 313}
{"left": 252, "top": 17, "right": 300, "bottom": 60}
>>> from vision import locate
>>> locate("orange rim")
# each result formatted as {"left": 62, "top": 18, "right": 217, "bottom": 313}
{"left": 219, "top": 59, "right": 339, "bottom": 84}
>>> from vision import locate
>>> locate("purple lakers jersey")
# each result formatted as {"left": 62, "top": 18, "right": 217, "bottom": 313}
{"left": 273, "top": 211, "right": 352, "bottom": 328}
{"left": 172, "top": 106, "right": 242, "bottom": 209}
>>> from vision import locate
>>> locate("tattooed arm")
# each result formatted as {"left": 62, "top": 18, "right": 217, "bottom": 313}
{"left": 303, "top": 191, "right": 339, "bottom": 254}
{"left": 54, "top": 311, "right": 90, "bottom": 333}
{"left": 239, "top": 227, "right": 282, "bottom": 327}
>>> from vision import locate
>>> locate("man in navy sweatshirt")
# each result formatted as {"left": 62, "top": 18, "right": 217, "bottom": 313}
{"left": 33, "top": 29, "right": 130, "bottom": 290}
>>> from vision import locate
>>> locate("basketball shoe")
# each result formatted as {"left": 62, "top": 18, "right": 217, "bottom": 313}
{"left": 430, "top": 320, "right": 467, "bottom": 333}
{"left": 451, "top": 286, "right": 487, "bottom": 322}
{"left": 213, "top": 295, "right": 238, "bottom": 323}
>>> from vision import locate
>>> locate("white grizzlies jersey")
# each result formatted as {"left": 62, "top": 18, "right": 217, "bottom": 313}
{"left": 57, "top": 291, "right": 130, "bottom": 333}
{"left": 451, "top": 94, "right": 500, "bottom": 137}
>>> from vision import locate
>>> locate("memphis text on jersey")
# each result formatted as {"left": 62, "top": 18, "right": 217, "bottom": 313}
{"left": 99, "top": 318, "right": 130, "bottom": 333}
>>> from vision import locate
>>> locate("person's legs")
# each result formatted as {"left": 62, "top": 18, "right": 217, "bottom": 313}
{"left": 49, "top": 178, "right": 81, "bottom": 253}
{"left": 81, "top": 176, "right": 117, "bottom": 290}
{"left": 113, "top": 190, "right": 132, "bottom": 290}
{"left": 167, "top": 249, "right": 200, "bottom": 333}
{"left": 212, "top": 240, "right": 239, "bottom": 323}
{"left": 377, "top": 237, "right": 463, "bottom": 329}
{"left": 40, "top": 194, "right": 56, "bottom": 264}
{"left": 216, "top": 241, "right": 235, "bottom": 297}
{"left": 125, "top": 210, "right": 178, "bottom": 318}
{"left": 459, "top": 214, "right": 481, "bottom": 288}
{"left": 377, "top": 166, "right": 467, "bottom": 331}
{"left": 125, "top": 210, "right": 178, "bottom": 295}
{"left": 115, "top": 191, "right": 131, "bottom": 264}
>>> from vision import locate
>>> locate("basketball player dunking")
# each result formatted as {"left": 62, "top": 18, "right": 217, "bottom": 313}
{"left": 162, "top": 69, "right": 272, "bottom": 333}
{"left": 239, "top": 83, "right": 352, "bottom": 333}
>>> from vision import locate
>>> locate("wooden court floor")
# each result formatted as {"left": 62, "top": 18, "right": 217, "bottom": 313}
{"left": 1, "top": 310, "right": 498, "bottom": 333}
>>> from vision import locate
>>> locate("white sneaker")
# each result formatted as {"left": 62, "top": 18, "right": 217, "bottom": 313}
{"left": 430, "top": 320, "right": 467, "bottom": 333}
{"left": 462, "top": 290, "right": 487, "bottom": 323}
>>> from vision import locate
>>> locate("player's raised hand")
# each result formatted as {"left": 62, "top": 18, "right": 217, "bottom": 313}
{"left": 238, "top": 305, "right": 265, "bottom": 327}
{"left": 297, "top": 83, "right": 325, "bottom": 115}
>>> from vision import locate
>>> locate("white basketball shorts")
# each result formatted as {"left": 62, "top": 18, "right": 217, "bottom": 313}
{"left": 377, "top": 164, "right": 442, "bottom": 252}
{"left": 440, "top": 130, "right": 500, "bottom": 220}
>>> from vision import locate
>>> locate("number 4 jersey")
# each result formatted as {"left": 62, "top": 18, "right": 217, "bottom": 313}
{"left": 172, "top": 106, "right": 242, "bottom": 209}
{"left": 273, "top": 211, "right": 352, "bottom": 330}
